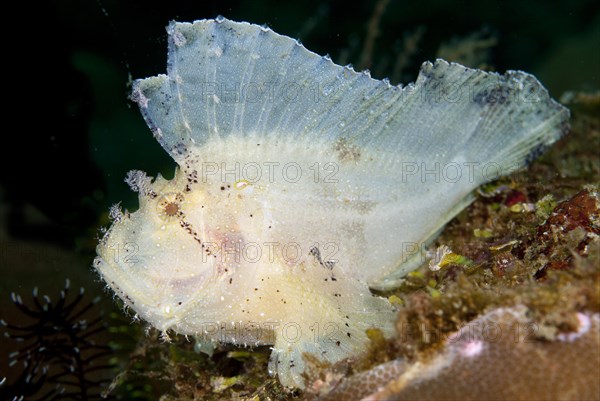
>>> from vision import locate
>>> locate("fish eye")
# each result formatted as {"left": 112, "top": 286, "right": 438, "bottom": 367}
{"left": 164, "top": 202, "right": 179, "bottom": 216}
{"left": 157, "top": 193, "right": 184, "bottom": 220}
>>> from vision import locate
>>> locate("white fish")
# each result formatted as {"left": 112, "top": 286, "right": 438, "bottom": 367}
{"left": 94, "top": 18, "right": 569, "bottom": 388}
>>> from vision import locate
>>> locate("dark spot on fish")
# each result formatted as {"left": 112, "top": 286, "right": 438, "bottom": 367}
{"left": 172, "top": 142, "right": 188, "bottom": 155}
{"left": 524, "top": 143, "right": 547, "bottom": 166}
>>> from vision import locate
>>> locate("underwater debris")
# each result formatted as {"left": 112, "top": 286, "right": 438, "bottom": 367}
{"left": 528, "top": 186, "right": 599, "bottom": 279}
{"left": 94, "top": 17, "right": 568, "bottom": 389}
{"left": 428, "top": 245, "right": 473, "bottom": 271}
{"left": 0, "top": 279, "right": 114, "bottom": 400}
{"left": 105, "top": 328, "right": 290, "bottom": 400}
{"left": 322, "top": 306, "right": 600, "bottom": 401}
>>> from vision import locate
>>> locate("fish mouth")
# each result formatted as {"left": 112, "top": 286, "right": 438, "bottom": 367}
{"left": 92, "top": 255, "right": 158, "bottom": 312}
{"left": 92, "top": 254, "right": 214, "bottom": 329}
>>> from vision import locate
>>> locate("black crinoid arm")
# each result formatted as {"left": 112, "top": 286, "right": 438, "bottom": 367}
{"left": 1, "top": 279, "right": 115, "bottom": 401}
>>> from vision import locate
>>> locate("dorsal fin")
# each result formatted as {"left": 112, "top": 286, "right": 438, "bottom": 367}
{"left": 132, "top": 18, "right": 568, "bottom": 180}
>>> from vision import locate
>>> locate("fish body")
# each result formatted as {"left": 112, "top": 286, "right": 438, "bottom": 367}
{"left": 94, "top": 18, "right": 569, "bottom": 388}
